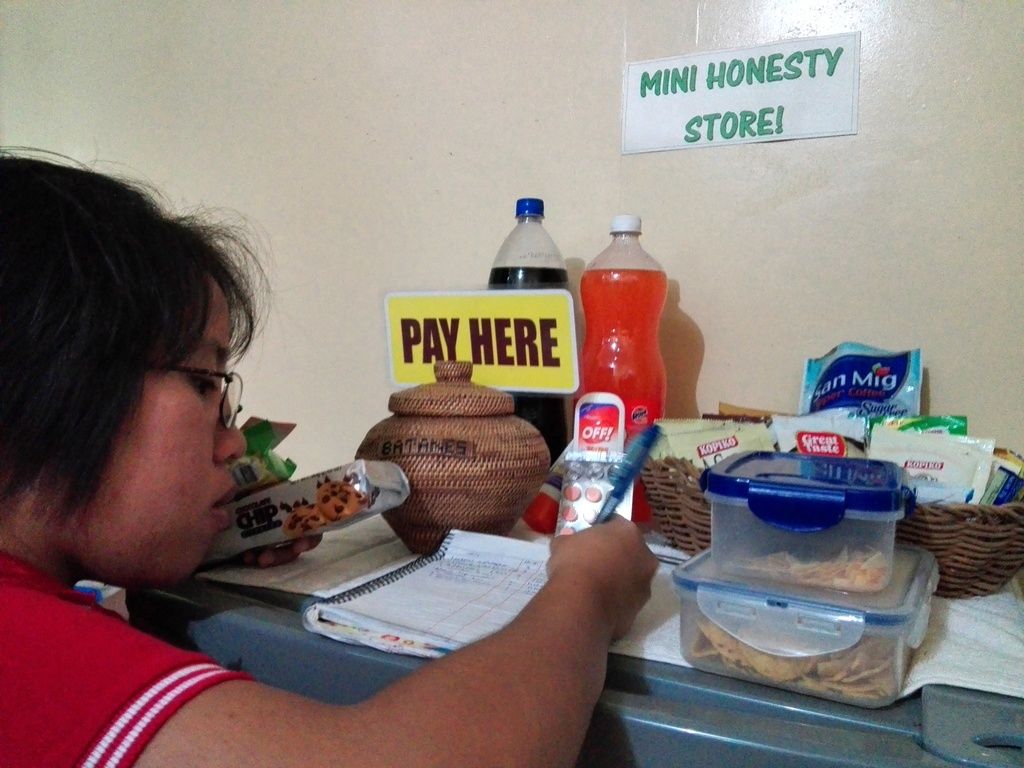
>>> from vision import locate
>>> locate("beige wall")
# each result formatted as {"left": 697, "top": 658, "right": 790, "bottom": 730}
{"left": 2, "top": 1, "right": 1021, "bottom": 472}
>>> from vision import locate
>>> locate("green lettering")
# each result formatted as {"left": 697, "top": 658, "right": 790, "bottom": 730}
{"left": 684, "top": 115, "right": 703, "bottom": 143}
{"left": 720, "top": 112, "right": 738, "bottom": 139}
{"left": 746, "top": 56, "right": 765, "bottom": 85}
{"left": 703, "top": 112, "right": 723, "bottom": 140}
{"left": 803, "top": 48, "right": 826, "bottom": 77}
{"left": 707, "top": 62, "right": 726, "bottom": 89}
{"left": 823, "top": 47, "right": 844, "bottom": 76}
{"left": 775, "top": 105, "right": 784, "bottom": 134}
{"left": 670, "top": 67, "right": 689, "bottom": 94}
{"left": 784, "top": 51, "right": 803, "bottom": 80}
{"left": 756, "top": 106, "right": 775, "bottom": 136}
{"left": 640, "top": 70, "right": 661, "bottom": 97}
{"left": 739, "top": 110, "right": 757, "bottom": 137}
{"left": 765, "top": 53, "right": 784, "bottom": 82}
{"left": 726, "top": 59, "right": 744, "bottom": 87}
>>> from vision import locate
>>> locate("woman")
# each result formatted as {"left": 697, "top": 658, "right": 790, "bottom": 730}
{"left": 0, "top": 152, "right": 657, "bottom": 768}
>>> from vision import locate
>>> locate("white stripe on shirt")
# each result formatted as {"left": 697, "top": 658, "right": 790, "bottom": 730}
{"left": 82, "top": 663, "right": 233, "bottom": 768}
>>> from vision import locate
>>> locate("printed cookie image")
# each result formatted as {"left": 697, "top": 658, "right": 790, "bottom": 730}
{"left": 282, "top": 501, "right": 331, "bottom": 538}
{"left": 315, "top": 480, "right": 368, "bottom": 522}
{"left": 345, "top": 471, "right": 381, "bottom": 507}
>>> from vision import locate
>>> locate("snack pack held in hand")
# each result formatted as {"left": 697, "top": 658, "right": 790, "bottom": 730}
{"left": 228, "top": 418, "right": 298, "bottom": 497}
{"left": 203, "top": 459, "right": 410, "bottom": 564}
{"left": 800, "top": 343, "right": 922, "bottom": 420}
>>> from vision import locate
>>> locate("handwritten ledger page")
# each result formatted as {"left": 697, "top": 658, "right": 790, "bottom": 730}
{"left": 303, "top": 530, "right": 550, "bottom": 657}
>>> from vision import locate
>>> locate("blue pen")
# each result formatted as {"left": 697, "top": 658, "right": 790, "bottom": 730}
{"left": 593, "top": 424, "right": 662, "bottom": 524}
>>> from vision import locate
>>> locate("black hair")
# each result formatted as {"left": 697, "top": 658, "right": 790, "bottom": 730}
{"left": 0, "top": 150, "right": 265, "bottom": 511}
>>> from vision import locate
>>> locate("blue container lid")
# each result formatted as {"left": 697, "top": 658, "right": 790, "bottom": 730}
{"left": 515, "top": 197, "right": 544, "bottom": 217}
{"left": 701, "top": 451, "right": 914, "bottom": 530}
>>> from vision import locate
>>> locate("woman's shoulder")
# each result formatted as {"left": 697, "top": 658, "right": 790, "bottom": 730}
{"left": 0, "top": 551, "right": 251, "bottom": 768}
{"left": 0, "top": 550, "right": 127, "bottom": 631}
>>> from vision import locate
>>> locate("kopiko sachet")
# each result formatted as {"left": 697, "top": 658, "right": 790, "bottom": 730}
{"left": 800, "top": 343, "right": 922, "bottom": 420}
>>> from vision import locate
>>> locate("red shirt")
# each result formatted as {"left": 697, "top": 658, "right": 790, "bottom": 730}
{"left": 0, "top": 552, "right": 251, "bottom": 767}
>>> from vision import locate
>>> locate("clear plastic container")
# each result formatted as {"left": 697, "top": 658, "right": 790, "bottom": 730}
{"left": 672, "top": 546, "right": 938, "bottom": 708}
{"left": 701, "top": 451, "right": 914, "bottom": 592}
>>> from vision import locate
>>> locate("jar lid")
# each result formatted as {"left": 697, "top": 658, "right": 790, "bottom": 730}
{"left": 388, "top": 360, "right": 514, "bottom": 417}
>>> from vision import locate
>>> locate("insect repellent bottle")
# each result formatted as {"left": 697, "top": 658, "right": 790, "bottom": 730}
{"left": 520, "top": 391, "right": 627, "bottom": 535}
{"left": 487, "top": 197, "right": 571, "bottom": 463}
{"left": 579, "top": 215, "right": 667, "bottom": 522}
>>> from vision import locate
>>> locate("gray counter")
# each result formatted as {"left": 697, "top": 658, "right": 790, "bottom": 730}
{"left": 128, "top": 580, "right": 1024, "bottom": 767}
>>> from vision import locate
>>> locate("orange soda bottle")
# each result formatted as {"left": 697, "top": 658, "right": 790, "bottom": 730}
{"left": 579, "top": 215, "right": 667, "bottom": 522}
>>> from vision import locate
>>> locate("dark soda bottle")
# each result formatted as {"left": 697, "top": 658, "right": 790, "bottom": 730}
{"left": 487, "top": 197, "right": 571, "bottom": 463}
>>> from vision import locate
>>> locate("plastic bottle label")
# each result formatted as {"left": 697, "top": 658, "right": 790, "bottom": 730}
{"left": 574, "top": 394, "right": 626, "bottom": 454}
{"left": 624, "top": 399, "right": 663, "bottom": 437}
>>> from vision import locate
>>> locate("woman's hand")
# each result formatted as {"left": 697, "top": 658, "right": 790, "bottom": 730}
{"left": 547, "top": 517, "right": 658, "bottom": 641}
{"left": 241, "top": 534, "right": 323, "bottom": 568}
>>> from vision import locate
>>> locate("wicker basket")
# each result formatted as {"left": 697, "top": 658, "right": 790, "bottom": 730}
{"left": 896, "top": 501, "right": 1024, "bottom": 597}
{"left": 641, "top": 456, "right": 1024, "bottom": 599}
{"left": 642, "top": 457, "right": 711, "bottom": 555}
{"left": 356, "top": 361, "right": 550, "bottom": 554}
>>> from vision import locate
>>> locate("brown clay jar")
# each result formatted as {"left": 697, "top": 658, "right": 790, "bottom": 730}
{"left": 355, "top": 360, "right": 551, "bottom": 553}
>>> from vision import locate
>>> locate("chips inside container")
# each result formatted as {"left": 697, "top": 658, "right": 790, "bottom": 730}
{"left": 672, "top": 546, "right": 938, "bottom": 707}
{"left": 702, "top": 451, "right": 914, "bottom": 592}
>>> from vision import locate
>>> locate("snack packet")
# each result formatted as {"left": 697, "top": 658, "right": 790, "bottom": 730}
{"left": 771, "top": 412, "right": 867, "bottom": 458}
{"left": 981, "top": 449, "right": 1024, "bottom": 505}
{"left": 867, "top": 415, "right": 968, "bottom": 438}
{"left": 652, "top": 419, "right": 776, "bottom": 467}
{"left": 867, "top": 427, "right": 994, "bottom": 505}
{"left": 229, "top": 418, "right": 298, "bottom": 497}
{"left": 203, "top": 459, "right": 410, "bottom": 564}
{"left": 800, "top": 343, "right": 922, "bottom": 419}
{"left": 716, "top": 402, "right": 779, "bottom": 419}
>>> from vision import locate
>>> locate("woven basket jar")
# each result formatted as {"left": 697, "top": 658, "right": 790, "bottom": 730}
{"left": 641, "top": 455, "right": 1024, "bottom": 599}
{"left": 355, "top": 360, "right": 550, "bottom": 554}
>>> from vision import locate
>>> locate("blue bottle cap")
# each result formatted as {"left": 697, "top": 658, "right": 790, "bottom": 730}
{"left": 515, "top": 198, "right": 544, "bottom": 218}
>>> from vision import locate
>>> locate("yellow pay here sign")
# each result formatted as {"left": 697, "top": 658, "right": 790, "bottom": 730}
{"left": 385, "top": 290, "right": 579, "bottom": 393}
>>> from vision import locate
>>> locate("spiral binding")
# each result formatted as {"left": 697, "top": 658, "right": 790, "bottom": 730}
{"left": 320, "top": 531, "right": 456, "bottom": 605}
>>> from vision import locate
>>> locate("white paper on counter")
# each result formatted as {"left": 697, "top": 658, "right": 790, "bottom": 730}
{"left": 902, "top": 577, "right": 1024, "bottom": 700}
{"left": 197, "top": 515, "right": 411, "bottom": 596}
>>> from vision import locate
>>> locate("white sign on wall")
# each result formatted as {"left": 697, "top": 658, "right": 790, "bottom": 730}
{"left": 622, "top": 32, "right": 860, "bottom": 153}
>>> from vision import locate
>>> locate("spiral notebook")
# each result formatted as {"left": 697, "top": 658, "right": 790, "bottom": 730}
{"left": 302, "top": 529, "right": 551, "bottom": 657}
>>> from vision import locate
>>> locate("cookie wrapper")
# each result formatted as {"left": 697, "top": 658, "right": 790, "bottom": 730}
{"left": 202, "top": 459, "right": 410, "bottom": 564}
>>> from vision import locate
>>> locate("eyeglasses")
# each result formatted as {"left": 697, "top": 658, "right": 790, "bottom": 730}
{"left": 163, "top": 366, "right": 244, "bottom": 429}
